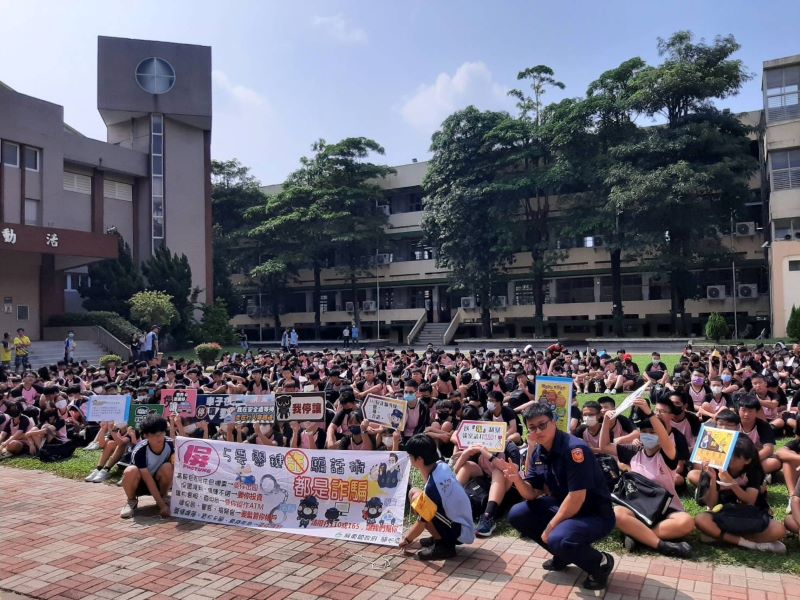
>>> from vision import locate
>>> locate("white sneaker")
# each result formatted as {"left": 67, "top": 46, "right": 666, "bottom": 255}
{"left": 120, "top": 498, "right": 138, "bottom": 519}
{"left": 605, "top": 389, "right": 612, "bottom": 394}
{"left": 85, "top": 441, "right": 101, "bottom": 451}
{"left": 611, "top": 389, "right": 619, "bottom": 394}
{"left": 85, "top": 469, "right": 100, "bottom": 482}
{"left": 754, "top": 541, "right": 786, "bottom": 554}
{"left": 93, "top": 469, "right": 110, "bottom": 483}
{"left": 788, "top": 499, "right": 792, "bottom": 514}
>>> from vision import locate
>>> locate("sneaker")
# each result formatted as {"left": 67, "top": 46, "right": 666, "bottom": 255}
{"left": 476, "top": 514, "right": 496, "bottom": 538}
{"left": 419, "top": 537, "right": 435, "bottom": 548}
{"left": 542, "top": 557, "right": 569, "bottom": 571}
{"left": 605, "top": 389, "right": 612, "bottom": 394}
{"left": 92, "top": 469, "right": 110, "bottom": 483}
{"left": 84, "top": 469, "right": 100, "bottom": 482}
{"left": 120, "top": 498, "right": 138, "bottom": 519}
{"left": 85, "top": 441, "right": 101, "bottom": 451}
{"left": 623, "top": 536, "right": 638, "bottom": 552}
{"left": 658, "top": 541, "right": 692, "bottom": 559}
{"left": 582, "top": 552, "right": 614, "bottom": 590}
{"left": 610, "top": 389, "right": 618, "bottom": 395}
{"left": 753, "top": 541, "right": 786, "bottom": 554}
{"left": 416, "top": 541, "right": 457, "bottom": 561}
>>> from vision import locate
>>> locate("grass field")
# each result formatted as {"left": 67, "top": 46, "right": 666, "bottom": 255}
{"left": 5, "top": 352, "right": 800, "bottom": 572}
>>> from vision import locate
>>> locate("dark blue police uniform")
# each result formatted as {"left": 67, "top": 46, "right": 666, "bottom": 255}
{"left": 508, "top": 430, "right": 615, "bottom": 573}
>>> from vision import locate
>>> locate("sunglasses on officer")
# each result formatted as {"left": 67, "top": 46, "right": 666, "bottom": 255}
{"left": 526, "top": 417, "right": 553, "bottom": 433}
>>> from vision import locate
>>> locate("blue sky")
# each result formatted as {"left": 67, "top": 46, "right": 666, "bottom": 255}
{"left": 2, "top": 1, "right": 800, "bottom": 184}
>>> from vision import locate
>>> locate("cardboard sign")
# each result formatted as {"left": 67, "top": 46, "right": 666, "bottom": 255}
{"left": 454, "top": 420, "right": 508, "bottom": 452}
{"left": 534, "top": 376, "right": 573, "bottom": 433}
{"left": 690, "top": 425, "right": 740, "bottom": 471}
{"left": 196, "top": 395, "right": 237, "bottom": 425}
{"left": 128, "top": 403, "right": 165, "bottom": 428}
{"left": 161, "top": 389, "right": 198, "bottom": 418}
{"left": 362, "top": 394, "right": 406, "bottom": 430}
{"left": 274, "top": 392, "right": 326, "bottom": 422}
{"left": 86, "top": 395, "right": 131, "bottom": 423}
{"left": 232, "top": 394, "right": 276, "bottom": 424}
{"left": 170, "top": 437, "right": 411, "bottom": 546}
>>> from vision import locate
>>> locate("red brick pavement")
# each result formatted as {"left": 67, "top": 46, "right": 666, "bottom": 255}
{"left": 1, "top": 467, "right": 799, "bottom": 600}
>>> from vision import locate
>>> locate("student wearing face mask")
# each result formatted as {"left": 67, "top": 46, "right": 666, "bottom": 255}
{"left": 698, "top": 376, "right": 730, "bottom": 421}
{"left": 401, "top": 380, "right": 431, "bottom": 446}
{"left": 667, "top": 391, "right": 701, "bottom": 451}
{"left": 600, "top": 396, "right": 695, "bottom": 558}
{"left": 481, "top": 391, "right": 521, "bottom": 445}
{"left": 574, "top": 402, "right": 604, "bottom": 452}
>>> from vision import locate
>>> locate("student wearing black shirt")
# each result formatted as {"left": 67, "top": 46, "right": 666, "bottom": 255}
{"left": 482, "top": 391, "right": 521, "bottom": 445}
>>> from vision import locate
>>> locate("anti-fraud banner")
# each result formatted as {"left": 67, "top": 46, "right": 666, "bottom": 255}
{"left": 170, "top": 436, "right": 411, "bottom": 546}
{"left": 535, "top": 376, "right": 573, "bottom": 433}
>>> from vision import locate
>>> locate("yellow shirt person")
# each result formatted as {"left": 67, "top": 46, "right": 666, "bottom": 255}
{"left": 13, "top": 328, "right": 31, "bottom": 371}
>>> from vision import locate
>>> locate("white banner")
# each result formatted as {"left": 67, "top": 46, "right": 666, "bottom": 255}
{"left": 170, "top": 437, "right": 411, "bottom": 546}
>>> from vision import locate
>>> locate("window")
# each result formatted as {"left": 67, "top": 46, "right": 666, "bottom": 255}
{"left": 151, "top": 114, "right": 165, "bottom": 251}
{"left": 766, "top": 66, "right": 800, "bottom": 123}
{"left": 770, "top": 150, "right": 800, "bottom": 191}
{"left": 24, "top": 147, "right": 39, "bottom": 171}
{"left": 1, "top": 141, "right": 19, "bottom": 167}
{"left": 408, "top": 193, "right": 423, "bottom": 212}
{"left": 514, "top": 281, "right": 535, "bottom": 306}
{"left": 319, "top": 294, "right": 329, "bottom": 313}
{"left": 24, "top": 198, "right": 39, "bottom": 226}
{"left": 104, "top": 180, "right": 133, "bottom": 202}
{"left": 63, "top": 172, "right": 92, "bottom": 195}
{"left": 790, "top": 260, "right": 800, "bottom": 272}
{"left": 65, "top": 273, "right": 90, "bottom": 291}
{"left": 17, "top": 305, "right": 28, "bottom": 321}
{"left": 135, "top": 57, "right": 176, "bottom": 95}
{"left": 555, "top": 277, "right": 595, "bottom": 303}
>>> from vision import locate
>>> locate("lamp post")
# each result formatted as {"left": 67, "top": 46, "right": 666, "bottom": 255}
{"left": 376, "top": 245, "right": 380, "bottom": 341}
{"left": 730, "top": 214, "right": 739, "bottom": 340}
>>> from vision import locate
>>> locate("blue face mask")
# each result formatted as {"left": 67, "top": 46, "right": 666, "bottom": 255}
{"left": 640, "top": 432, "right": 660, "bottom": 450}
{"left": 721, "top": 374, "right": 732, "bottom": 383}
{"left": 404, "top": 393, "right": 416, "bottom": 403}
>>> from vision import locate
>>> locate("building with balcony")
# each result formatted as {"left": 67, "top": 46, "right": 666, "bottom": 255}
{"left": 0, "top": 36, "right": 213, "bottom": 339}
{"left": 233, "top": 55, "right": 799, "bottom": 344}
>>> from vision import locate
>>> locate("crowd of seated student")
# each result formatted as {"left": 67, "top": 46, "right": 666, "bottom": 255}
{"left": 2, "top": 341, "right": 800, "bottom": 550}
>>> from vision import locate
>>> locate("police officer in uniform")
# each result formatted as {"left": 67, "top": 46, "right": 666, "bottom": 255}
{"left": 495, "top": 403, "right": 616, "bottom": 590}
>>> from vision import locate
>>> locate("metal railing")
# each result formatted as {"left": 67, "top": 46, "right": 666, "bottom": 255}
{"left": 443, "top": 309, "right": 463, "bottom": 345}
{"left": 43, "top": 325, "right": 132, "bottom": 360}
{"left": 406, "top": 311, "right": 428, "bottom": 345}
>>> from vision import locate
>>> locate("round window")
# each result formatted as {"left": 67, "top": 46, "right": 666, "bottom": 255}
{"left": 135, "top": 57, "right": 176, "bottom": 94}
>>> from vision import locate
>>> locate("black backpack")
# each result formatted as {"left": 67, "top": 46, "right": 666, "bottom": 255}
{"left": 464, "top": 476, "right": 490, "bottom": 520}
{"left": 39, "top": 442, "right": 76, "bottom": 463}
{"left": 611, "top": 471, "right": 673, "bottom": 527}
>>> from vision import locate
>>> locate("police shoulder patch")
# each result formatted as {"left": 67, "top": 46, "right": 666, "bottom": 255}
{"left": 571, "top": 448, "right": 585, "bottom": 463}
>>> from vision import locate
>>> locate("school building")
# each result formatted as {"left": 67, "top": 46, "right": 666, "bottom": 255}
{"left": 232, "top": 53, "right": 800, "bottom": 344}
{"left": 0, "top": 36, "right": 213, "bottom": 339}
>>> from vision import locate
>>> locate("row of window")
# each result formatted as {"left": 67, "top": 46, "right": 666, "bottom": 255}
{"left": 62, "top": 172, "right": 133, "bottom": 201}
{"left": 766, "top": 66, "right": 800, "bottom": 124}
{"left": 1, "top": 141, "right": 39, "bottom": 171}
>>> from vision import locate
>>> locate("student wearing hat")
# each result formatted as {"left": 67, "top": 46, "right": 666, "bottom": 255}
{"left": 599, "top": 396, "right": 694, "bottom": 558}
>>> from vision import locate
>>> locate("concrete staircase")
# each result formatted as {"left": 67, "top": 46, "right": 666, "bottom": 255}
{"left": 26, "top": 341, "right": 107, "bottom": 368}
{"left": 413, "top": 322, "right": 450, "bottom": 347}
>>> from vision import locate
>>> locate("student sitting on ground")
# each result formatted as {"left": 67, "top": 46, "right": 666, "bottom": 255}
{"left": 119, "top": 415, "right": 174, "bottom": 519}
{"left": 695, "top": 436, "right": 786, "bottom": 554}
{"left": 0, "top": 401, "right": 36, "bottom": 457}
{"left": 697, "top": 377, "right": 731, "bottom": 422}
{"left": 599, "top": 396, "right": 694, "bottom": 558}
{"left": 737, "top": 394, "right": 782, "bottom": 476}
{"left": 85, "top": 421, "right": 139, "bottom": 483}
{"left": 400, "top": 434, "right": 475, "bottom": 560}
{"left": 687, "top": 409, "right": 740, "bottom": 489}
{"left": 26, "top": 408, "right": 68, "bottom": 454}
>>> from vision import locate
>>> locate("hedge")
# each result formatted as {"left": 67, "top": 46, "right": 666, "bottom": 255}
{"left": 48, "top": 311, "right": 142, "bottom": 343}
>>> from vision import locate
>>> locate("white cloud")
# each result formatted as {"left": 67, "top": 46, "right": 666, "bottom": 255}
{"left": 312, "top": 14, "right": 368, "bottom": 45}
{"left": 212, "top": 69, "right": 266, "bottom": 108}
{"left": 399, "top": 61, "right": 512, "bottom": 133}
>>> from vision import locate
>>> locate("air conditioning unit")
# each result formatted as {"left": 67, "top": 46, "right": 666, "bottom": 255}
{"left": 734, "top": 222, "right": 756, "bottom": 237}
{"left": 362, "top": 300, "right": 377, "bottom": 312}
{"left": 377, "top": 205, "right": 391, "bottom": 216}
{"left": 376, "top": 253, "right": 393, "bottom": 265}
{"left": 706, "top": 226, "right": 721, "bottom": 237}
{"left": 706, "top": 285, "right": 727, "bottom": 300}
{"left": 737, "top": 284, "right": 758, "bottom": 299}
{"left": 460, "top": 297, "right": 475, "bottom": 309}
{"left": 494, "top": 295, "right": 508, "bottom": 308}
{"left": 345, "top": 302, "right": 355, "bottom": 313}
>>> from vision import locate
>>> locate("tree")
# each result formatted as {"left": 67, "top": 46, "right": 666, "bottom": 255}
{"left": 787, "top": 305, "right": 800, "bottom": 342}
{"left": 80, "top": 236, "right": 144, "bottom": 318}
{"left": 129, "top": 291, "right": 178, "bottom": 330}
{"left": 195, "top": 301, "right": 237, "bottom": 345}
{"left": 142, "top": 246, "right": 197, "bottom": 344}
{"left": 607, "top": 32, "right": 757, "bottom": 335}
{"left": 423, "top": 107, "right": 518, "bottom": 337}
{"left": 705, "top": 312, "right": 730, "bottom": 343}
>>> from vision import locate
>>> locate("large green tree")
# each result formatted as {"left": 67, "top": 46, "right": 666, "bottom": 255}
{"left": 80, "top": 236, "right": 144, "bottom": 319}
{"left": 142, "top": 246, "right": 198, "bottom": 343}
{"left": 423, "top": 107, "right": 517, "bottom": 337}
{"left": 608, "top": 32, "right": 757, "bottom": 335}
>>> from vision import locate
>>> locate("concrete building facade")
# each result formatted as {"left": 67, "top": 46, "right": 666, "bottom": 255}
{"left": 0, "top": 36, "right": 212, "bottom": 339}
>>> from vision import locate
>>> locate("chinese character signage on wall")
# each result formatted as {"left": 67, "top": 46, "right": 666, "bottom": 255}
{"left": 170, "top": 437, "right": 411, "bottom": 546}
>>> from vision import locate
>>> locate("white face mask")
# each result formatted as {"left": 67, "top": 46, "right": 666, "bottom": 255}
{"left": 571, "top": 359, "right": 580, "bottom": 365}
{"left": 640, "top": 432, "right": 660, "bottom": 449}
{"left": 491, "top": 375, "right": 500, "bottom": 383}
{"left": 710, "top": 386, "right": 723, "bottom": 395}
{"left": 55, "top": 399, "right": 67, "bottom": 410}
{"left": 382, "top": 435, "right": 394, "bottom": 449}
{"left": 776, "top": 362, "right": 784, "bottom": 369}
{"left": 486, "top": 401, "right": 496, "bottom": 413}
{"left": 303, "top": 384, "right": 315, "bottom": 392}
{"left": 259, "top": 424, "right": 271, "bottom": 435}
{"left": 582, "top": 415, "right": 597, "bottom": 427}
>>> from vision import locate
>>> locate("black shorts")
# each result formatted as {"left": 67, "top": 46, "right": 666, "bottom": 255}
{"left": 134, "top": 464, "right": 169, "bottom": 497}
{"left": 430, "top": 514, "right": 462, "bottom": 547}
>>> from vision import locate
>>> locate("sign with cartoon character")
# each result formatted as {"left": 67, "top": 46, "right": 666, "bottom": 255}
{"left": 161, "top": 389, "right": 198, "bottom": 418}
{"left": 273, "top": 392, "right": 325, "bottom": 422}
{"left": 170, "top": 437, "right": 410, "bottom": 546}
{"left": 361, "top": 394, "right": 406, "bottom": 430}
{"left": 127, "top": 403, "right": 164, "bottom": 428}
{"left": 454, "top": 420, "right": 507, "bottom": 452}
{"left": 86, "top": 395, "right": 131, "bottom": 423}
{"left": 690, "top": 425, "right": 740, "bottom": 471}
{"left": 534, "top": 376, "right": 573, "bottom": 433}
{"left": 231, "top": 394, "right": 276, "bottom": 424}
